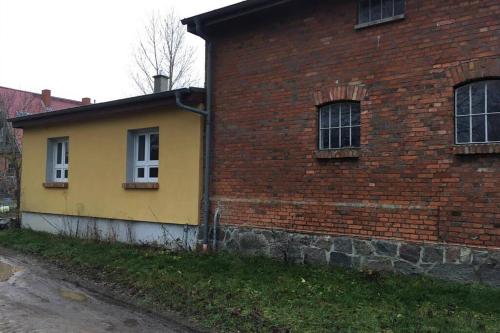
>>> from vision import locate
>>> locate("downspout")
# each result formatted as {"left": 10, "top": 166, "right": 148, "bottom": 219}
{"left": 175, "top": 19, "right": 212, "bottom": 251}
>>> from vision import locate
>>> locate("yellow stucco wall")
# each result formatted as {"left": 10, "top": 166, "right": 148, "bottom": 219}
{"left": 21, "top": 107, "right": 203, "bottom": 225}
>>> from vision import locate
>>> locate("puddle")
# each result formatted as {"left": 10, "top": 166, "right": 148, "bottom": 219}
{"left": 123, "top": 318, "right": 139, "bottom": 327}
{"left": 59, "top": 289, "right": 89, "bottom": 302}
{"left": 0, "top": 261, "right": 14, "bottom": 282}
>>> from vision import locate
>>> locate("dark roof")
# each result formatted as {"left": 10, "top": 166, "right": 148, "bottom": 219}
{"left": 182, "top": 0, "right": 295, "bottom": 36}
{"left": 10, "top": 87, "right": 205, "bottom": 129}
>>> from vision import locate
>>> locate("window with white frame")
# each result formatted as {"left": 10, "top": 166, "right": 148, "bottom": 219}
{"left": 131, "top": 130, "right": 159, "bottom": 183}
{"left": 50, "top": 138, "right": 69, "bottom": 182}
{"left": 358, "top": 0, "right": 405, "bottom": 25}
{"left": 319, "top": 102, "right": 361, "bottom": 150}
{"left": 455, "top": 80, "right": 500, "bottom": 144}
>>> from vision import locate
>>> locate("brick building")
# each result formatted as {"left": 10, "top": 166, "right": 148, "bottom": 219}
{"left": 183, "top": 0, "right": 500, "bottom": 284}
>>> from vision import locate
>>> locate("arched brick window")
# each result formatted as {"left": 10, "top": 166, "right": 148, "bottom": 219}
{"left": 319, "top": 102, "right": 360, "bottom": 150}
{"left": 455, "top": 80, "right": 500, "bottom": 144}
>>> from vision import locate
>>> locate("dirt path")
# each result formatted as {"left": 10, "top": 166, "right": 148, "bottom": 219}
{"left": 0, "top": 250, "right": 198, "bottom": 333}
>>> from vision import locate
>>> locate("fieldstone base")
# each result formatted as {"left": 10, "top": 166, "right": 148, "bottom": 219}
{"left": 214, "top": 226, "right": 500, "bottom": 287}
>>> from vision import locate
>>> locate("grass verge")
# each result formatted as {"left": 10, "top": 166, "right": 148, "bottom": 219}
{"left": 0, "top": 229, "right": 499, "bottom": 333}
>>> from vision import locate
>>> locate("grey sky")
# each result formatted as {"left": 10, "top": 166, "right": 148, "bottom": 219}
{"left": 0, "top": 0, "right": 239, "bottom": 102}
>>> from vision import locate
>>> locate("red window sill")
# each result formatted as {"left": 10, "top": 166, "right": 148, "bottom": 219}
{"left": 315, "top": 149, "right": 360, "bottom": 159}
{"left": 452, "top": 144, "right": 500, "bottom": 155}
{"left": 122, "top": 183, "right": 159, "bottom": 190}
{"left": 43, "top": 182, "right": 68, "bottom": 189}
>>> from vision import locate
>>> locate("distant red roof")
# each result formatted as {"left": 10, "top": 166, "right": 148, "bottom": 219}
{"left": 0, "top": 86, "right": 84, "bottom": 146}
{"left": 0, "top": 86, "right": 83, "bottom": 119}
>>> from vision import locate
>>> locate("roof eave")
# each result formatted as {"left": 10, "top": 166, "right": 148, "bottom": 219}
{"left": 182, "top": 0, "right": 295, "bottom": 36}
{"left": 10, "top": 87, "right": 205, "bottom": 129}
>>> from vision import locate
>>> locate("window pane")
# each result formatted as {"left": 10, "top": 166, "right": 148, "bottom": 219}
{"left": 352, "top": 127, "right": 361, "bottom": 147}
{"left": 64, "top": 141, "right": 69, "bottom": 164}
{"left": 320, "top": 129, "right": 329, "bottom": 149}
{"left": 359, "top": 0, "right": 370, "bottom": 23}
{"left": 320, "top": 108, "right": 329, "bottom": 128}
{"left": 370, "top": 0, "right": 382, "bottom": 21}
{"left": 456, "top": 86, "right": 470, "bottom": 115}
{"left": 487, "top": 81, "right": 500, "bottom": 114}
{"left": 341, "top": 128, "right": 351, "bottom": 148}
{"left": 137, "top": 135, "right": 145, "bottom": 161}
{"left": 56, "top": 142, "right": 62, "bottom": 164}
{"left": 137, "top": 167, "right": 145, "bottom": 178}
{"left": 394, "top": 0, "right": 404, "bottom": 15}
{"left": 64, "top": 170, "right": 68, "bottom": 179}
{"left": 330, "top": 129, "right": 340, "bottom": 149}
{"left": 56, "top": 170, "right": 61, "bottom": 179}
{"left": 331, "top": 105, "right": 340, "bottom": 127}
{"left": 382, "top": 0, "right": 393, "bottom": 18}
{"left": 340, "top": 105, "right": 350, "bottom": 127}
{"left": 488, "top": 114, "right": 500, "bottom": 142}
{"left": 150, "top": 134, "right": 159, "bottom": 161}
{"left": 351, "top": 104, "right": 361, "bottom": 126}
{"left": 149, "top": 167, "right": 158, "bottom": 178}
{"left": 471, "top": 115, "right": 485, "bottom": 142}
{"left": 456, "top": 116, "right": 470, "bottom": 143}
{"left": 319, "top": 102, "right": 361, "bottom": 149}
{"left": 471, "top": 82, "right": 486, "bottom": 114}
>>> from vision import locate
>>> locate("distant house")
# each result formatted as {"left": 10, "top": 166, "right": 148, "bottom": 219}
{"left": 0, "top": 87, "right": 86, "bottom": 203}
{"left": 181, "top": 0, "right": 500, "bottom": 285}
{"left": 0, "top": 87, "right": 86, "bottom": 172}
{"left": 0, "top": 87, "right": 87, "bottom": 118}
{"left": 11, "top": 76, "right": 205, "bottom": 248}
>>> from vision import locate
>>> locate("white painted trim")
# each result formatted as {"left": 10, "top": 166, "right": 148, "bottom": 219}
{"left": 132, "top": 131, "right": 159, "bottom": 183}
{"left": 49, "top": 138, "right": 68, "bottom": 182}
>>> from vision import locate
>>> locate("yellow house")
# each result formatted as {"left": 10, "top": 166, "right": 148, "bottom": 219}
{"left": 11, "top": 82, "right": 205, "bottom": 249}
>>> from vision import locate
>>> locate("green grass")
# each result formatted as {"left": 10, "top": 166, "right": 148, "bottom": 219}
{"left": 0, "top": 229, "right": 499, "bottom": 333}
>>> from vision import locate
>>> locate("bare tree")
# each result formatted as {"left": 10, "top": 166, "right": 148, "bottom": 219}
{"left": 131, "top": 10, "right": 198, "bottom": 94}
{"left": 0, "top": 90, "right": 34, "bottom": 223}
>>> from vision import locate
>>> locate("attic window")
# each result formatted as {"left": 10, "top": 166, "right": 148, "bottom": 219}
{"left": 358, "top": 0, "right": 405, "bottom": 26}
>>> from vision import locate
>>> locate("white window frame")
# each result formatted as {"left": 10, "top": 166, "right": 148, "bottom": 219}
{"left": 52, "top": 138, "right": 68, "bottom": 182}
{"left": 455, "top": 80, "right": 500, "bottom": 145}
{"left": 132, "top": 131, "right": 159, "bottom": 183}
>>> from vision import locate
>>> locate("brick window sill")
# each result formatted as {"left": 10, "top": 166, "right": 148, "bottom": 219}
{"left": 354, "top": 14, "right": 405, "bottom": 30}
{"left": 315, "top": 149, "right": 360, "bottom": 159}
{"left": 122, "top": 183, "right": 159, "bottom": 190}
{"left": 452, "top": 144, "right": 500, "bottom": 155}
{"left": 43, "top": 182, "right": 68, "bottom": 189}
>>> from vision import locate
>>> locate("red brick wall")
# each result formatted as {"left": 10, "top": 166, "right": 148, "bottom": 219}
{"left": 209, "top": 0, "right": 500, "bottom": 248}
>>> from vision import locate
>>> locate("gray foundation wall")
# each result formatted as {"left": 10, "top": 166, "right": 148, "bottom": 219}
{"left": 21, "top": 212, "right": 500, "bottom": 287}
{"left": 214, "top": 225, "right": 500, "bottom": 287}
{"left": 22, "top": 212, "right": 199, "bottom": 250}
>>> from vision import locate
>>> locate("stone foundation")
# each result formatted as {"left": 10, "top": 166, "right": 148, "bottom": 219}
{"left": 214, "top": 225, "right": 500, "bottom": 287}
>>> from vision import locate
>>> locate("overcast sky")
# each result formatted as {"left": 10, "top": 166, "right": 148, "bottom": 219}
{"left": 0, "top": 0, "right": 239, "bottom": 102}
